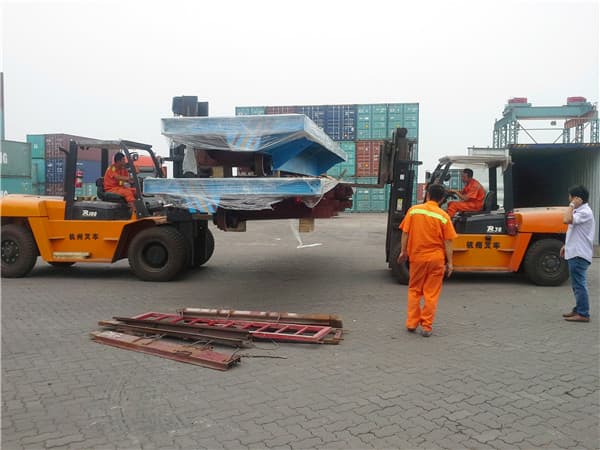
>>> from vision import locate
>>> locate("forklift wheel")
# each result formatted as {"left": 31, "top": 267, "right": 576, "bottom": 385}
{"left": 1, "top": 224, "right": 38, "bottom": 278}
{"left": 128, "top": 226, "right": 187, "bottom": 281}
{"left": 193, "top": 229, "right": 215, "bottom": 268}
{"left": 523, "top": 238, "right": 569, "bottom": 286}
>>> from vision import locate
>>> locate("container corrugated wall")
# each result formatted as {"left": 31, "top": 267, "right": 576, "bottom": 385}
{"left": 26, "top": 134, "right": 46, "bottom": 159}
{"left": 504, "top": 145, "right": 599, "bottom": 244}
{"left": 350, "top": 177, "right": 390, "bottom": 212}
{"left": 1, "top": 140, "right": 33, "bottom": 196}
{"left": 1, "top": 140, "right": 32, "bottom": 177}
{"left": 571, "top": 151, "right": 600, "bottom": 245}
{"left": 24, "top": 133, "right": 116, "bottom": 196}
{"left": 327, "top": 142, "right": 356, "bottom": 178}
{"left": 0, "top": 177, "right": 33, "bottom": 196}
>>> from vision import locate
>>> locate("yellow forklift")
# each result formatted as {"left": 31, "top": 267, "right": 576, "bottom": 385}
{"left": 1, "top": 140, "right": 214, "bottom": 281}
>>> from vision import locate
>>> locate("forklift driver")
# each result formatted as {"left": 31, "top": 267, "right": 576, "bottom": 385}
{"left": 103, "top": 153, "right": 137, "bottom": 211}
{"left": 446, "top": 168, "right": 485, "bottom": 217}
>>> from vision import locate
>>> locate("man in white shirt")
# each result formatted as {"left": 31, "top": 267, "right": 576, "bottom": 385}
{"left": 561, "top": 185, "right": 595, "bottom": 322}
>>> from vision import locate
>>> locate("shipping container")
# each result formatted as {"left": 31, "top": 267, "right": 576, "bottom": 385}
{"left": 326, "top": 142, "right": 356, "bottom": 178}
{"left": 296, "top": 105, "right": 326, "bottom": 130}
{"left": 265, "top": 105, "right": 298, "bottom": 114}
{"left": 350, "top": 177, "right": 389, "bottom": 212}
{"left": 75, "top": 182, "right": 97, "bottom": 198}
{"left": 79, "top": 160, "right": 102, "bottom": 183}
{"left": 235, "top": 106, "right": 266, "bottom": 115}
{"left": 356, "top": 104, "right": 388, "bottom": 140}
{"left": 0, "top": 177, "right": 33, "bottom": 196}
{"left": 508, "top": 143, "right": 600, "bottom": 244}
{"left": 1, "top": 140, "right": 32, "bottom": 177}
{"left": 324, "top": 105, "right": 356, "bottom": 141}
{"left": 45, "top": 182, "right": 64, "bottom": 196}
{"left": 45, "top": 158, "right": 65, "bottom": 183}
{"left": 416, "top": 183, "right": 427, "bottom": 202}
{"left": 26, "top": 134, "right": 46, "bottom": 159}
{"left": 43, "top": 134, "right": 114, "bottom": 161}
{"left": 31, "top": 158, "right": 46, "bottom": 184}
{"left": 356, "top": 140, "right": 384, "bottom": 177}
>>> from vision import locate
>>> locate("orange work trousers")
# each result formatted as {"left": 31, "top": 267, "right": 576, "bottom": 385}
{"left": 446, "top": 201, "right": 481, "bottom": 218}
{"left": 106, "top": 186, "right": 137, "bottom": 203}
{"left": 406, "top": 259, "right": 445, "bottom": 332}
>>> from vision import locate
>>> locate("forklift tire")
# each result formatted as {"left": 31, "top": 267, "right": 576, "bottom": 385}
{"left": 128, "top": 226, "right": 187, "bottom": 282}
{"left": 390, "top": 246, "right": 410, "bottom": 285}
{"left": 193, "top": 229, "right": 215, "bottom": 268}
{"left": 1, "top": 224, "right": 38, "bottom": 278}
{"left": 523, "top": 238, "right": 569, "bottom": 286}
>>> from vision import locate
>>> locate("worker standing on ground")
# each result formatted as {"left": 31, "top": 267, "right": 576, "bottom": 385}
{"left": 561, "top": 185, "right": 595, "bottom": 323}
{"left": 103, "top": 153, "right": 137, "bottom": 211}
{"left": 398, "top": 184, "right": 457, "bottom": 337}
{"left": 446, "top": 168, "right": 485, "bottom": 217}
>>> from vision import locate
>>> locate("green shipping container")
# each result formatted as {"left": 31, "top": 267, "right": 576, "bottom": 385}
{"left": 326, "top": 142, "right": 356, "bottom": 178}
{"left": 350, "top": 177, "right": 389, "bottom": 212}
{"left": 26, "top": 134, "right": 46, "bottom": 159}
{"left": 1, "top": 140, "right": 32, "bottom": 177}
{"left": 235, "top": 106, "right": 265, "bottom": 115}
{"left": 75, "top": 182, "right": 97, "bottom": 198}
{"left": 356, "top": 105, "right": 388, "bottom": 140}
{"left": 31, "top": 158, "right": 46, "bottom": 184}
{"left": 0, "top": 177, "right": 33, "bottom": 196}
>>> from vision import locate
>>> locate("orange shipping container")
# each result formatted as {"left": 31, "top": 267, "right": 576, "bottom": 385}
{"left": 355, "top": 140, "right": 384, "bottom": 177}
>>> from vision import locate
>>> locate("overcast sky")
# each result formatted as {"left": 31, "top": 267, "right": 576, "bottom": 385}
{"left": 2, "top": 0, "right": 598, "bottom": 178}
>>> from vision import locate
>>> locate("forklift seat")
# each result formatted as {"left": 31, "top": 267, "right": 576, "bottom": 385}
{"left": 453, "top": 190, "right": 498, "bottom": 220}
{"left": 482, "top": 190, "right": 498, "bottom": 212}
{"left": 96, "top": 177, "right": 127, "bottom": 204}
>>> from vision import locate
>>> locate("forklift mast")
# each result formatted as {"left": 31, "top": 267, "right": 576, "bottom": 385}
{"left": 381, "top": 128, "right": 421, "bottom": 264}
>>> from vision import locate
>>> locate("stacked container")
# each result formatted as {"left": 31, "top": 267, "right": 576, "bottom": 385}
{"left": 1, "top": 140, "right": 33, "bottom": 196}
{"left": 236, "top": 102, "right": 420, "bottom": 211}
{"left": 27, "top": 133, "right": 118, "bottom": 198}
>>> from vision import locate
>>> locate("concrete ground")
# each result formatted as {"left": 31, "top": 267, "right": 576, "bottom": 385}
{"left": 2, "top": 213, "right": 599, "bottom": 450}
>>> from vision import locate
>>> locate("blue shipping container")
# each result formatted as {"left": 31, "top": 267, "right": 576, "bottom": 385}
{"left": 45, "top": 158, "right": 65, "bottom": 183}
{"left": 296, "top": 105, "right": 326, "bottom": 130}
{"left": 324, "top": 105, "right": 356, "bottom": 141}
{"left": 79, "top": 160, "right": 102, "bottom": 183}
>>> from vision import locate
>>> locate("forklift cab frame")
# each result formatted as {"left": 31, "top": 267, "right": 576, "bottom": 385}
{"left": 63, "top": 139, "right": 166, "bottom": 220}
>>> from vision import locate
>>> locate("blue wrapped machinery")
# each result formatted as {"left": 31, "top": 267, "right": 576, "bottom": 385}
{"left": 143, "top": 177, "right": 339, "bottom": 213}
{"left": 161, "top": 114, "right": 347, "bottom": 177}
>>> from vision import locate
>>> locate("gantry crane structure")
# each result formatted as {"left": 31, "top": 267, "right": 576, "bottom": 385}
{"left": 493, "top": 97, "right": 598, "bottom": 147}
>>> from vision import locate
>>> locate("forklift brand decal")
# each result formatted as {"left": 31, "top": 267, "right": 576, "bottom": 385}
{"left": 486, "top": 225, "right": 503, "bottom": 233}
{"left": 69, "top": 233, "right": 99, "bottom": 241}
{"left": 81, "top": 209, "right": 98, "bottom": 217}
{"left": 466, "top": 240, "right": 501, "bottom": 249}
